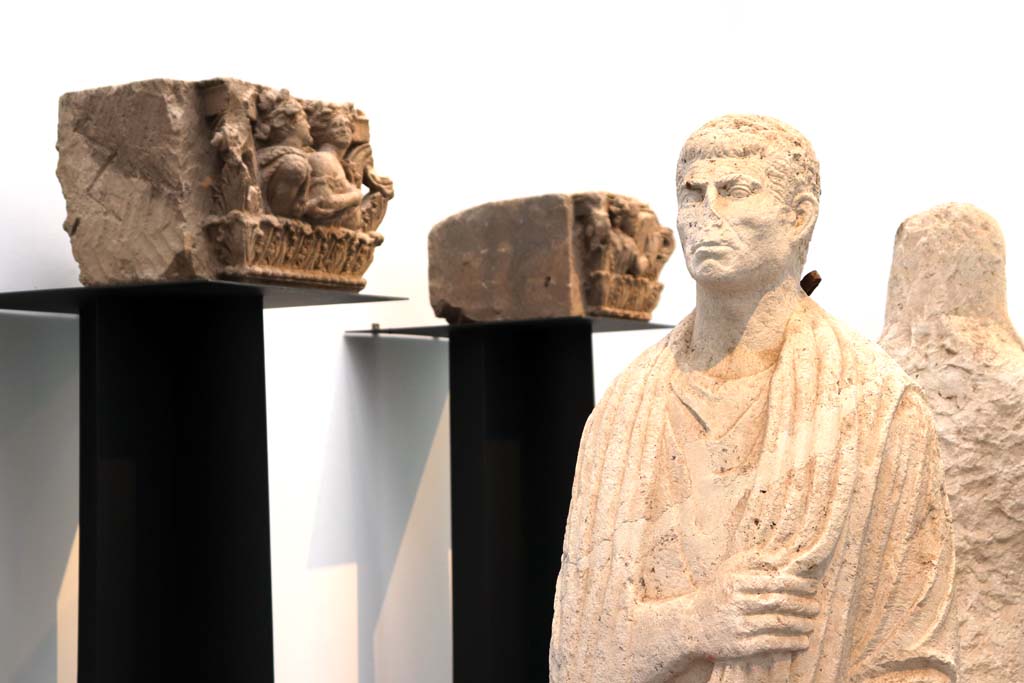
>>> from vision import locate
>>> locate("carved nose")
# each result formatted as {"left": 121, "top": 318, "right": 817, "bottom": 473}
{"left": 703, "top": 188, "right": 724, "bottom": 220}
{"left": 698, "top": 201, "right": 722, "bottom": 227}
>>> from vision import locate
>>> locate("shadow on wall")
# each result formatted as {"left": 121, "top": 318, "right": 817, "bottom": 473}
{"left": 0, "top": 312, "right": 78, "bottom": 683}
{"left": 12, "top": 627, "right": 56, "bottom": 683}
{"left": 308, "top": 334, "right": 452, "bottom": 683}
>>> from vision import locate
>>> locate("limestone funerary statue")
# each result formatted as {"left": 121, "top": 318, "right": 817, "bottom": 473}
{"left": 550, "top": 116, "right": 958, "bottom": 682}
{"left": 881, "top": 203, "right": 1023, "bottom": 683}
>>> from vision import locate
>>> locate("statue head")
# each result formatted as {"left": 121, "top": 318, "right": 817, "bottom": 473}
{"left": 676, "top": 114, "right": 820, "bottom": 291}
{"left": 885, "top": 203, "right": 1013, "bottom": 327}
{"left": 254, "top": 89, "right": 313, "bottom": 148}
{"left": 306, "top": 101, "right": 356, "bottom": 149}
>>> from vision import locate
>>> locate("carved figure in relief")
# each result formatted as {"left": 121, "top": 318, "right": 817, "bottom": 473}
{"left": 253, "top": 88, "right": 315, "bottom": 218}
{"left": 550, "top": 115, "right": 958, "bottom": 682}
{"left": 575, "top": 193, "right": 673, "bottom": 280}
{"left": 199, "top": 79, "right": 393, "bottom": 289}
{"left": 304, "top": 101, "right": 365, "bottom": 227}
{"left": 573, "top": 192, "right": 675, "bottom": 318}
{"left": 881, "top": 203, "right": 1024, "bottom": 683}
{"left": 305, "top": 101, "right": 394, "bottom": 232}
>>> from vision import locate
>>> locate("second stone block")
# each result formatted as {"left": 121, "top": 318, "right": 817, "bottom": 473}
{"left": 428, "top": 192, "right": 674, "bottom": 323}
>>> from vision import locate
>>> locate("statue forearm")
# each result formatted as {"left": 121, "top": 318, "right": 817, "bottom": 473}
{"left": 303, "top": 189, "right": 363, "bottom": 217}
{"left": 627, "top": 595, "right": 701, "bottom": 682}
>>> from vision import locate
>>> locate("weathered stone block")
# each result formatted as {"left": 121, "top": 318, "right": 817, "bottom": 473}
{"left": 56, "top": 78, "right": 393, "bottom": 290}
{"left": 428, "top": 193, "right": 674, "bottom": 322}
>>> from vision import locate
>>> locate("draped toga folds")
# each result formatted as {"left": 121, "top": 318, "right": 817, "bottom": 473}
{"left": 550, "top": 298, "right": 958, "bottom": 682}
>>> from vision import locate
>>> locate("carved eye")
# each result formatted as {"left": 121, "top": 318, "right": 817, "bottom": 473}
{"left": 726, "top": 184, "right": 752, "bottom": 199}
{"left": 680, "top": 183, "right": 703, "bottom": 204}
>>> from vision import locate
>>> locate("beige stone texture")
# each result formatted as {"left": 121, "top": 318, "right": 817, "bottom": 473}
{"left": 881, "top": 203, "right": 1023, "bottom": 683}
{"left": 56, "top": 78, "right": 393, "bottom": 290}
{"left": 428, "top": 192, "right": 674, "bottom": 322}
{"left": 550, "top": 115, "right": 958, "bottom": 682}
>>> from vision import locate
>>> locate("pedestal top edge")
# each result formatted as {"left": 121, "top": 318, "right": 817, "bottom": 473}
{"left": 347, "top": 317, "right": 675, "bottom": 338}
{"left": 0, "top": 280, "right": 406, "bottom": 314}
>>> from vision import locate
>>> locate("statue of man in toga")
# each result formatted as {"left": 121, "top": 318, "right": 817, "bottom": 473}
{"left": 550, "top": 115, "right": 958, "bottom": 682}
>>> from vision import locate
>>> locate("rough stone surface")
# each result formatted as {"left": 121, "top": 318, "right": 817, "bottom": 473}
{"left": 56, "top": 78, "right": 393, "bottom": 290}
{"left": 881, "top": 203, "right": 1024, "bottom": 683}
{"left": 550, "top": 115, "right": 958, "bottom": 682}
{"left": 428, "top": 192, "right": 674, "bottom": 322}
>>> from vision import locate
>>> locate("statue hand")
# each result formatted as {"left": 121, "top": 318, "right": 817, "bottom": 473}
{"left": 682, "top": 556, "right": 819, "bottom": 660}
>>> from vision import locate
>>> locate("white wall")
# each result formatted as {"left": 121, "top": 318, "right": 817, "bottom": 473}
{"left": 1, "top": 1, "right": 1023, "bottom": 681}
{"left": 264, "top": 317, "right": 452, "bottom": 683}
{"left": 0, "top": 313, "right": 77, "bottom": 683}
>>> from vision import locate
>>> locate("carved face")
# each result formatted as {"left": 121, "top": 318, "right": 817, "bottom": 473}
{"left": 322, "top": 115, "right": 352, "bottom": 147}
{"left": 289, "top": 112, "right": 314, "bottom": 147}
{"left": 307, "top": 104, "right": 355, "bottom": 149}
{"left": 677, "top": 156, "right": 808, "bottom": 291}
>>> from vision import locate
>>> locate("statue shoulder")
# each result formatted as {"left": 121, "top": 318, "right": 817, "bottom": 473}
{"left": 807, "top": 308, "right": 945, "bottom": 474}
{"left": 813, "top": 305, "right": 916, "bottom": 392}
{"left": 596, "top": 324, "right": 684, "bottom": 405}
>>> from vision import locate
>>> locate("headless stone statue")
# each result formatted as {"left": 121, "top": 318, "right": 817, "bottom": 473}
{"left": 881, "top": 203, "right": 1023, "bottom": 683}
{"left": 550, "top": 115, "right": 959, "bottom": 682}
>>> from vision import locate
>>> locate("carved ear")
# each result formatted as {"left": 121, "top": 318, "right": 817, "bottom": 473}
{"left": 792, "top": 191, "right": 819, "bottom": 243}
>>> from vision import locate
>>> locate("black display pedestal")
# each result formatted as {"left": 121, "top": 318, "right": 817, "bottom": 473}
{"left": 363, "top": 317, "right": 669, "bottom": 682}
{"left": 79, "top": 290, "right": 272, "bottom": 683}
{"left": 451, "top": 319, "right": 593, "bottom": 683}
{"left": 0, "top": 281, "right": 399, "bottom": 683}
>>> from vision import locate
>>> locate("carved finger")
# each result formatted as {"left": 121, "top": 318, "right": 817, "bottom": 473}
{"left": 734, "top": 573, "right": 817, "bottom": 596}
{"left": 738, "top": 634, "right": 810, "bottom": 657}
{"left": 735, "top": 593, "right": 820, "bottom": 617}
{"left": 738, "top": 614, "right": 816, "bottom": 637}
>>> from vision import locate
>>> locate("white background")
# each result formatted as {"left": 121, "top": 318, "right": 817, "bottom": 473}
{"left": 1, "top": 1, "right": 1022, "bottom": 681}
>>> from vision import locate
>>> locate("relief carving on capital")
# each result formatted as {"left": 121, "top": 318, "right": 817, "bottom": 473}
{"left": 203, "top": 82, "right": 393, "bottom": 289}
{"left": 573, "top": 192, "right": 675, "bottom": 319}
{"left": 57, "top": 78, "right": 393, "bottom": 290}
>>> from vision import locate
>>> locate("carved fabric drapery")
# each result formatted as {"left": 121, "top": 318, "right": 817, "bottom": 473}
{"left": 550, "top": 298, "right": 958, "bottom": 682}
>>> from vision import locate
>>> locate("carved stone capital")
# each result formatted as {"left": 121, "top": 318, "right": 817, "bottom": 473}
{"left": 428, "top": 192, "right": 674, "bottom": 322}
{"left": 56, "top": 78, "right": 393, "bottom": 290}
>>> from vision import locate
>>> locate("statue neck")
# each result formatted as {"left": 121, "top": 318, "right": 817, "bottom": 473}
{"left": 688, "top": 276, "right": 806, "bottom": 379}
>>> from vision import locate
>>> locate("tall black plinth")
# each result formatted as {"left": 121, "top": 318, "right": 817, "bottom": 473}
{"left": 79, "top": 292, "right": 272, "bottom": 683}
{"left": 0, "top": 281, "right": 400, "bottom": 683}
{"left": 449, "top": 319, "right": 595, "bottom": 682}
{"left": 357, "top": 316, "right": 670, "bottom": 682}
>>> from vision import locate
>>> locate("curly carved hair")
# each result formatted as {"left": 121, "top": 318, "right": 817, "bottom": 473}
{"left": 305, "top": 100, "right": 357, "bottom": 147}
{"left": 253, "top": 88, "right": 308, "bottom": 143}
{"left": 678, "top": 114, "right": 821, "bottom": 266}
